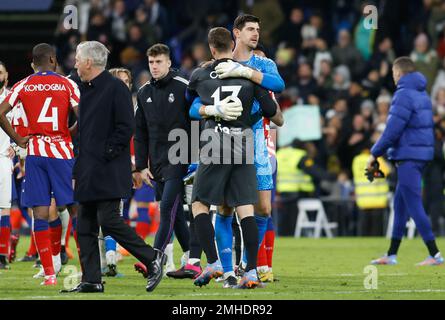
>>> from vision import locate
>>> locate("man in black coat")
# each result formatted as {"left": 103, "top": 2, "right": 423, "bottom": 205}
{"left": 63, "top": 41, "right": 165, "bottom": 294}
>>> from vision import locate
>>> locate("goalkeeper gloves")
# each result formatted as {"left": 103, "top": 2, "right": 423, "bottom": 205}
{"left": 214, "top": 60, "right": 254, "bottom": 80}
{"left": 365, "top": 161, "right": 385, "bottom": 182}
{"left": 204, "top": 95, "right": 243, "bottom": 121}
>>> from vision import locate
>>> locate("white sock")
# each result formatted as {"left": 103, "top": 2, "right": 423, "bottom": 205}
{"left": 181, "top": 250, "right": 189, "bottom": 267}
{"left": 106, "top": 250, "right": 116, "bottom": 265}
{"left": 224, "top": 271, "right": 235, "bottom": 279}
{"left": 59, "top": 208, "right": 70, "bottom": 246}
{"left": 165, "top": 243, "right": 174, "bottom": 266}
{"left": 257, "top": 265, "right": 269, "bottom": 273}
{"left": 52, "top": 254, "right": 61, "bottom": 273}
{"left": 434, "top": 252, "right": 442, "bottom": 259}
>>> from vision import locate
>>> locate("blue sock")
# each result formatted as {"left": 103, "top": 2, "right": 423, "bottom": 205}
{"left": 242, "top": 214, "right": 268, "bottom": 266}
{"left": 0, "top": 215, "right": 10, "bottom": 227}
{"left": 104, "top": 235, "right": 117, "bottom": 252}
{"left": 137, "top": 207, "right": 150, "bottom": 224}
{"left": 215, "top": 213, "right": 233, "bottom": 273}
{"left": 49, "top": 217, "right": 61, "bottom": 228}
{"left": 33, "top": 218, "right": 48, "bottom": 232}
{"left": 255, "top": 215, "right": 269, "bottom": 248}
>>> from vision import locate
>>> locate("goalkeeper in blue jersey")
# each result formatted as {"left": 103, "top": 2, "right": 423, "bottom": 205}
{"left": 188, "top": 14, "right": 284, "bottom": 287}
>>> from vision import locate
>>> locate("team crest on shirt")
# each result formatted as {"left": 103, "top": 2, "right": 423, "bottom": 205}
{"left": 168, "top": 93, "right": 175, "bottom": 103}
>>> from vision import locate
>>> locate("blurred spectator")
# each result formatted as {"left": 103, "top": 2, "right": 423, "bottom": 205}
{"left": 179, "top": 54, "right": 195, "bottom": 79}
{"left": 141, "top": 0, "right": 170, "bottom": 41}
{"left": 331, "top": 29, "right": 365, "bottom": 79}
{"left": 423, "top": 123, "right": 445, "bottom": 235}
{"left": 329, "top": 65, "right": 351, "bottom": 102}
{"left": 410, "top": 33, "right": 439, "bottom": 93}
{"left": 110, "top": 0, "right": 127, "bottom": 43}
{"left": 290, "top": 62, "right": 319, "bottom": 104}
{"left": 276, "top": 6, "right": 304, "bottom": 49}
{"left": 312, "top": 39, "right": 332, "bottom": 79}
{"left": 242, "top": 0, "right": 284, "bottom": 47}
{"left": 431, "top": 57, "right": 445, "bottom": 100}
{"left": 352, "top": 147, "right": 390, "bottom": 236}
{"left": 87, "top": 11, "right": 111, "bottom": 43}
{"left": 134, "top": 6, "right": 160, "bottom": 46}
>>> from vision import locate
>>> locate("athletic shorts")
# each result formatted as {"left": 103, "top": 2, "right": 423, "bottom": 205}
{"left": 0, "top": 157, "right": 13, "bottom": 208}
{"left": 191, "top": 163, "right": 258, "bottom": 208}
{"left": 253, "top": 120, "right": 273, "bottom": 191}
{"left": 134, "top": 183, "right": 156, "bottom": 202}
{"left": 21, "top": 155, "right": 74, "bottom": 207}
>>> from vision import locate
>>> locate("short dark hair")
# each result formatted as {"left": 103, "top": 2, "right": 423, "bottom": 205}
{"left": 208, "top": 27, "right": 233, "bottom": 52}
{"left": 393, "top": 56, "right": 416, "bottom": 74}
{"left": 32, "top": 43, "right": 56, "bottom": 66}
{"left": 233, "top": 14, "right": 260, "bottom": 31}
{"left": 146, "top": 43, "right": 170, "bottom": 57}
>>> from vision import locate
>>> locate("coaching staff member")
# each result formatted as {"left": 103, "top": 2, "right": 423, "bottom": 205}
{"left": 64, "top": 41, "right": 165, "bottom": 293}
{"left": 134, "top": 44, "right": 190, "bottom": 265}
{"left": 368, "top": 57, "right": 443, "bottom": 266}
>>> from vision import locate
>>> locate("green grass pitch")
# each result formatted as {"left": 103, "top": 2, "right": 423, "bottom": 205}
{"left": 0, "top": 236, "right": 444, "bottom": 300}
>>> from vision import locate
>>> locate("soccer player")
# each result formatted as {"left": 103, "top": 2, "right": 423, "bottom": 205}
{"left": 213, "top": 15, "right": 284, "bottom": 283}
{"left": 189, "top": 15, "right": 284, "bottom": 286}
{"left": 189, "top": 27, "right": 279, "bottom": 289}
{"left": 0, "top": 60, "right": 14, "bottom": 270}
{"left": 0, "top": 43, "right": 80, "bottom": 285}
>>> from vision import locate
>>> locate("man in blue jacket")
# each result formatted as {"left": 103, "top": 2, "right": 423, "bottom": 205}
{"left": 368, "top": 57, "right": 443, "bottom": 266}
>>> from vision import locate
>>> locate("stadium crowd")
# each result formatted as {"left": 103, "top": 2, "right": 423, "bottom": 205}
{"left": 49, "top": 0, "right": 445, "bottom": 237}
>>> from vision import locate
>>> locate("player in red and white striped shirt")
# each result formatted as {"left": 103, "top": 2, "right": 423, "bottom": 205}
{"left": 0, "top": 43, "right": 79, "bottom": 286}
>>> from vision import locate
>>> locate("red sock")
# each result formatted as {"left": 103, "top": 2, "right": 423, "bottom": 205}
{"left": 27, "top": 231, "right": 38, "bottom": 256}
{"left": 49, "top": 218, "right": 62, "bottom": 256}
{"left": 0, "top": 225, "right": 11, "bottom": 256}
{"left": 148, "top": 203, "right": 159, "bottom": 235}
{"left": 10, "top": 208, "right": 22, "bottom": 232}
{"left": 34, "top": 229, "right": 54, "bottom": 276}
{"left": 257, "top": 238, "right": 268, "bottom": 267}
{"left": 136, "top": 222, "right": 150, "bottom": 240}
{"left": 265, "top": 230, "right": 275, "bottom": 268}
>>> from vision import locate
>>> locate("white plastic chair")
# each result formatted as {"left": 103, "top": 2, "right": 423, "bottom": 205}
{"left": 295, "top": 199, "right": 338, "bottom": 238}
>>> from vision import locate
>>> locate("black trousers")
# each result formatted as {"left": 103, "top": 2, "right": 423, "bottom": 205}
{"left": 77, "top": 199, "right": 156, "bottom": 283}
{"left": 154, "top": 178, "right": 190, "bottom": 252}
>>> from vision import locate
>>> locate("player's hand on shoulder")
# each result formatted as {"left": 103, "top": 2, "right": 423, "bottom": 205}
{"left": 215, "top": 60, "right": 253, "bottom": 79}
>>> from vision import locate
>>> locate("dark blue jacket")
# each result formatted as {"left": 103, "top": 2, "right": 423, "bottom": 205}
{"left": 371, "top": 72, "right": 434, "bottom": 161}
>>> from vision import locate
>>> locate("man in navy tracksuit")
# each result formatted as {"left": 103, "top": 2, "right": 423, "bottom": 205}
{"left": 368, "top": 57, "right": 443, "bottom": 266}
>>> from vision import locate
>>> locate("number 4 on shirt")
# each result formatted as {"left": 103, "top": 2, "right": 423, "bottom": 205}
{"left": 37, "top": 97, "right": 58, "bottom": 131}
